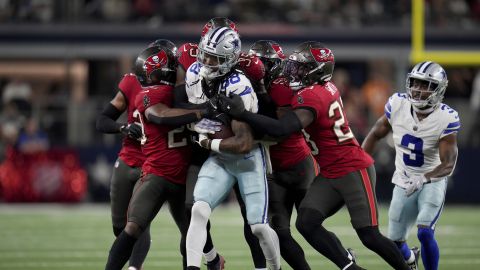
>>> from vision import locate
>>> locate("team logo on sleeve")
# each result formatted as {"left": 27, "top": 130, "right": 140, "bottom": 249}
{"left": 143, "top": 95, "right": 150, "bottom": 108}
{"left": 297, "top": 95, "right": 304, "bottom": 104}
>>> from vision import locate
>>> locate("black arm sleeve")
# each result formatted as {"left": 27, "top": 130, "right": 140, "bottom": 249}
{"left": 96, "top": 103, "right": 124, "bottom": 133}
{"left": 240, "top": 110, "right": 303, "bottom": 138}
{"left": 173, "top": 85, "right": 208, "bottom": 109}
{"left": 147, "top": 112, "right": 200, "bottom": 126}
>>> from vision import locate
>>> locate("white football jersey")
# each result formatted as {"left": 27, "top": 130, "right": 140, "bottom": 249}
{"left": 385, "top": 93, "right": 460, "bottom": 188}
{"left": 185, "top": 62, "right": 258, "bottom": 113}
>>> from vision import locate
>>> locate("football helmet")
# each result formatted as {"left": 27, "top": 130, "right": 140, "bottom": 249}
{"left": 134, "top": 45, "right": 177, "bottom": 86}
{"left": 148, "top": 39, "right": 178, "bottom": 56}
{"left": 249, "top": 40, "right": 286, "bottom": 87}
{"left": 197, "top": 26, "right": 241, "bottom": 81}
{"left": 283, "top": 41, "right": 334, "bottom": 90}
{"left": 406, "top": 61, "right": 448, "bottom": 113}
{"left": 201, "top": 17, "right": 237, "bottom": 37}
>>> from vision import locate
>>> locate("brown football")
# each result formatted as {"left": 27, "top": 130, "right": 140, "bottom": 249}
{"left": 208, "top": 123, "right": 234, "bottom": 140}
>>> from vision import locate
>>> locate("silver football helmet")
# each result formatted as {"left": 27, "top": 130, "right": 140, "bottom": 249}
{"left": 406, "top": 61, "right": 448, "bottom": 113}
{"left": 197, "top": 26, "right": 241, "bottom": 81}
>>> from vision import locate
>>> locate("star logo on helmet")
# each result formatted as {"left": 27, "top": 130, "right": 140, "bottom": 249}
{"left": 231, "top": 39, "right": 239, "bottom": 49}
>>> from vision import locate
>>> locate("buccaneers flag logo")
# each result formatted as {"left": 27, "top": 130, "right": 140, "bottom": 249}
{"left": 310, "top": 48, "right": 334, "bottom": 63}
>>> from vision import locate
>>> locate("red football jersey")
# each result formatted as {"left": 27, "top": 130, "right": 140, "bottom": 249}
{"left": 134, "top": 85, "right": 191, "bottom": 184}
{"left": 238, "top": 52, "right": 265, "bottom": 83}
{"left": 117, "top": 73, "right": 145, "bottom": 168}
{"left": 177, "top": 43, "right": 198, "bottom": 71}
{"left": 268, "top": 77, "right": 311, "bottom": 170}
{"left": 291, "top": 82, "right": 373, "bottom": 178}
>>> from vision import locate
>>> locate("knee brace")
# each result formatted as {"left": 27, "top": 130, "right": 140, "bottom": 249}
{"left": 295, "top": 208, "right": 326, "bottom": 236}
{"left": 417, "top": 227, "right": 435, "bottom": 244}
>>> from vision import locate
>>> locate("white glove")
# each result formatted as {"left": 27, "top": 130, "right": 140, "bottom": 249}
{"left": 405, "top": 174, "right": 428, "bottom": 196}
{"left": 194, "top": 118, "right": 222, "bottom": 134}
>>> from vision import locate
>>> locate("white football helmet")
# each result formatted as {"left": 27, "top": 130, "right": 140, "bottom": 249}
{"left": 406, "top": 61, "right": 448, "bottom": 113}
{"left": 197, "top": 26, "right": 241, "bottom": 81}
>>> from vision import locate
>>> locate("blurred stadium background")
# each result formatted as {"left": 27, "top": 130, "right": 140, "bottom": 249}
{"left": 0, "top": 0, "right": 479, "bottom": 269}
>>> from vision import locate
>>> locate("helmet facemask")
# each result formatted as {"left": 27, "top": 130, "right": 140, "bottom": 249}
{"left": 283, "top": 60, "right": 314, "bottom": 90}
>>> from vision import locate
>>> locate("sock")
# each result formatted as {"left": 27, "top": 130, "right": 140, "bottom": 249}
{"left": 186, "top": 201, "right": 211, "bottom": 267}
{"left": 105, "top": 231, "right": 137, "bottom": 270}
{"left": 356, "top": 226, "right": 409, "bottom": 270}
{"left": 296, "top": 209, "right": 351, "bottom": 268}
{"left": 129, "top": 227, "right": 151, "bottom": 268}
{"left": 418, "top": 227, "right": 439, "bottom": 270}
{"left": 395, "top": 241, "right": 412, "bottom": 261}
{"left": 250, "top": 224, "right": 281, "bottom": 270}
{"left": 276, "top": 228, "right": 310, "bottom": 270}
{"left": 204, "top": 247, "right": 218, "bottom": 262}
{"left": 186, "top": 267, "right": 200, "bottom": 270}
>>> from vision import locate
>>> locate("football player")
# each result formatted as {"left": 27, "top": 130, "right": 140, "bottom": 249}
{"left": 104, "top": 45, "right": 208, "bottom": 270}
{"left": 362, "top": 61, "right": 459, "bottom": 270}
{"left": 218, "top": 41, "right": 411, "bottom": 270}
{"left": 249, "top": 40, "right": 316, "bottom": 270}
{"left": 184, "top": 27, "right": 281, "bottom": 270}
{"left": 176, "top": 17, "right": 267, "bottom": 270}
{"left": 96, "top": 41, "right": 174, "bottom": 270}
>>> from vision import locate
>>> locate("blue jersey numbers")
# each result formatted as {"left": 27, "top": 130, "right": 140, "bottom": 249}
{"left": 400, "top": 134, "right": 424, "bottom": 167}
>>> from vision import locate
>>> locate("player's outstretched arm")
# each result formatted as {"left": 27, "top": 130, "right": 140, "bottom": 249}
{"left": 218, "top": 94, "right": 309, "bottom": 138}
{"left": 145, "top": 102, "right": 212, "bottom": 126}
{"left": 424, "top": 133, "right": 458, "bottom": 182}
{"left": 96, "top": 91, "right": 127, "bottom": 133}
{"left": 361, "top": 115, "right": 392, "bottom": 155}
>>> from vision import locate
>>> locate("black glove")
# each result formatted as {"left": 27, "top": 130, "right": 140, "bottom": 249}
{"left": 199, "top": 95, "right": 220, "bottom": 119}
{"left": 120, "top": 123, "right": 142, "bottom": 140}
{"left": 218, "top": 94, "right": 246, "bottom": 118}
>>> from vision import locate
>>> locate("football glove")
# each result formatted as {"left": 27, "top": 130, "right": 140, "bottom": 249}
{"left": 218, "top": 94, "right": 245, "bottom": 118}
{"left": 120, "top": 123, "right": 142, "bottom": 140}
{"left": 405, "top": 174, "right": 428, "bottom": 196}
{"left": 194, "top": 118, "right": 222, "bottom": 134}
{"left": 194, "top": 133, "right": 211, "bottom": 149}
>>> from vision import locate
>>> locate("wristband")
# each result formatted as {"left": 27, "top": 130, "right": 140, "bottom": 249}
{"left": 210, "top": 139, "right": 222, "bottom": 153}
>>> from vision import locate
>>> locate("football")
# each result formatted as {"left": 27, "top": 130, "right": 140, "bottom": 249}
{"left": 208, "top": 123, "right": 234, "bottom": 140}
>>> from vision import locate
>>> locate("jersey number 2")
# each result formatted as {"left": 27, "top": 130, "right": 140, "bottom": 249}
{"left": 328, "top": 100, "right": 354, "bottom": 143}
{"left": 400, "top": 134, "right": 424, "bottom": 167}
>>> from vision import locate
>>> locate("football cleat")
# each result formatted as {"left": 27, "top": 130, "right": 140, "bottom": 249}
{"left": 407, "top": 247, "right": 420, "bottom": 270}
{"left": 206, "top": 254, "right": 225, "bottom": 270}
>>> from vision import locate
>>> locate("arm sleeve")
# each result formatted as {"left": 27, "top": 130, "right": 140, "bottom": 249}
{"left": 147, "top": 112, "right": 200, "bottom": 126}
{"left": 96, "top": 103, "right": 124, "bottom": 133}
{"left": 240, "top": 110, "right": 303, "bottom": 138}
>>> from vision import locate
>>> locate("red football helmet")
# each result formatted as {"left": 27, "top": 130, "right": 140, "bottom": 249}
{"left": 134, "top": 46, "right": 177, "bottom": 86}
{"left": 201, "top": 17, "right": 237, "bottom": 37}
{"left": 283, "top": 41, "right": 335, "bottom": 90}
{"left": 249, "top": 40, "right": 286, "bottom": 87}
{"left": 148, "top": 39, "right": 178, "bottom": 56}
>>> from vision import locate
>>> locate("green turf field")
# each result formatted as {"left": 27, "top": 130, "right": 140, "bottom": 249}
{"left": 0, "top": 204, "right": 479, "bottom": 270}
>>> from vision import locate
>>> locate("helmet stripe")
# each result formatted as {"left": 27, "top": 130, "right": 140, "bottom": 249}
{"left": 416, "top": 61, "right": 428, "bottom": 73}
{"left": 421, "top": 61, "right": 434, "bottom": 73}
{"left": 209, "top": 27, "right": 229, "bottom": 45}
